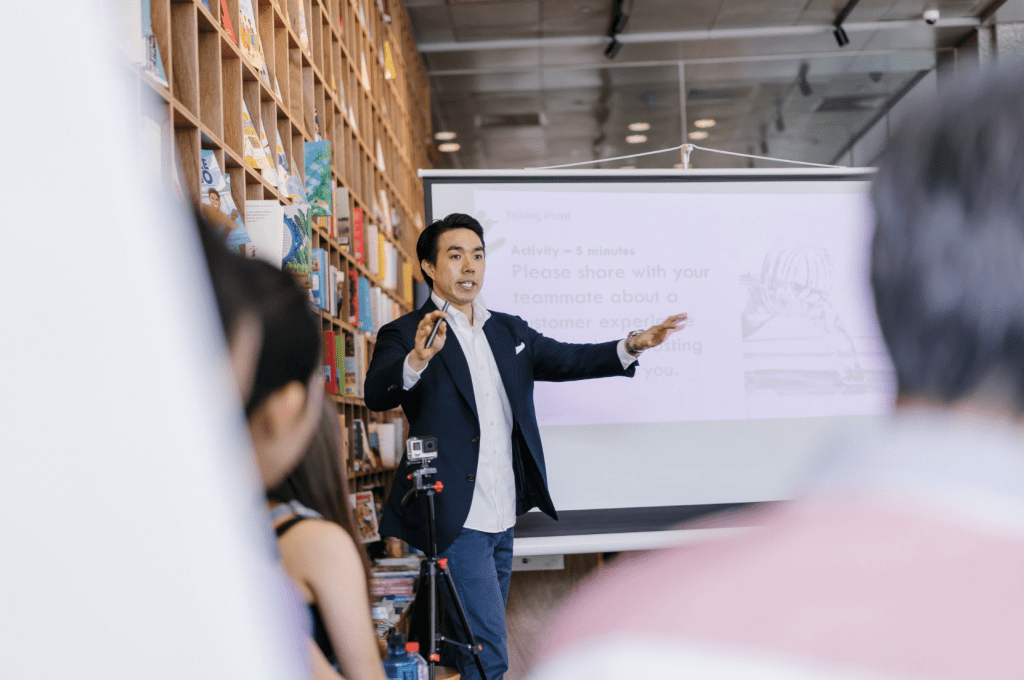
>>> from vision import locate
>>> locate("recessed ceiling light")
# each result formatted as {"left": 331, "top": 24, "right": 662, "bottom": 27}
{"left": 625, "top": 134, "right": 647, "bottom": 144}
{"left": 438, "top": 142, "right": 461, "bottom": 152}
{"left": 693, "top": 119, "right": 716, "bottom": 129}
{"left": 628, "top": 122, "right": 650, "bottom": 132}
{"left": 434, "top": 131, "right": 457, "bottom": 141}
{"left": 688, "top": 130, "right": 709, "bottom": 140}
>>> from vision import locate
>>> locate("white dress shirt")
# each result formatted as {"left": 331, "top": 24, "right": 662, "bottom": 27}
{"left": 403, "top": 293, "right": 639, "bottom": 533}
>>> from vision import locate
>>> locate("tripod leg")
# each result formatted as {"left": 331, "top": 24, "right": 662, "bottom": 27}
{"left": 439, "top": 563, "right": 489, "bottom": 680}
{"left": 428, "top": 560, "right": 437, "bottom": 680}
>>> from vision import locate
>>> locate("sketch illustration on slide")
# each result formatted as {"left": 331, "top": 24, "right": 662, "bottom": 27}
{"left": 474, "top": 209, "right": 505, "bottom": 254}
{"left": 740, "top": 246, "right": 886, "bottom": 401}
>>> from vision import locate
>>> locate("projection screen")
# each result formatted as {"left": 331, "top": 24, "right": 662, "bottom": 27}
{"left": 422, "top": 169, "right": 893, "bottom": 553}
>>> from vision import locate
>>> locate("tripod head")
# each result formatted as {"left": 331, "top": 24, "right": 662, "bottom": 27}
{"left": 401, "top": 436, "right": 443, "bottom": 509}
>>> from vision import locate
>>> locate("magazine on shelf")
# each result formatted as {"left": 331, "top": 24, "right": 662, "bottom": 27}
{"left": 349, "top": 491, "right": 380, "bottom": 543}
{"left": 200, "top": 150, "right": 251, "bottom": 251}
{"left": 244, "top": 200, "right": 285, "bottom": 267}
{"left": 303, "top": 141, "right": 333, "bottom": 217}
{"left": 282, "top": 204, "right": 312, "bottom": 281}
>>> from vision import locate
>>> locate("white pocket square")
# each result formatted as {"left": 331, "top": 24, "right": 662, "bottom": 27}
{"left": 515, "top": 342, "right": 525, "bottom": 355}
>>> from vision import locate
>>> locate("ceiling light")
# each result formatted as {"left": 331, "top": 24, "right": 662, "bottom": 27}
{"left": 628, "top": 122, "right": 650, "bottom": 132}
{"left": 693, "top": 119, "right": 716, "bottom": 129}
{"left": 687, "top": 130, "right": 709, "bottom": 140}
{"left": 438, "top": 142, "right": 461, "bottom": 152}
{"left": 625, "top": 134, "right": 647, "bottom": 144}
{"left": 434, "top": 131, "right": 457, "bottom": 141}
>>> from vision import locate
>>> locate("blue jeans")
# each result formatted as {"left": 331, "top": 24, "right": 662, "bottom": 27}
{"left": 438, "top": 527, "right": 514, "bottom": 680}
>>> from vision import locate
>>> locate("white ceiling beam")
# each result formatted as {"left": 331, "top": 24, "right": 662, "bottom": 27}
{"left": 417, "top": 17, "right": 980, "bottom": 53}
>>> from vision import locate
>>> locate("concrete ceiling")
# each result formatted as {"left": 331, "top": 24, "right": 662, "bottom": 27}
{"left": 407, "top": 0, "right": 999, "bottom": 169}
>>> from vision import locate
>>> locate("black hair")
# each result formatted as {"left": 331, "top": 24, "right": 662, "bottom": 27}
{"left": 196, "top": 207, "right": 321, "bottom": 414}
{"left": 207, "top": 189, "right": 220, "bottom": 199}
{"left": 415, "top": 213, "right": 485, "bottom": 289}
{"left": 870, "top": 65, "right": 1024, "bottom": 410}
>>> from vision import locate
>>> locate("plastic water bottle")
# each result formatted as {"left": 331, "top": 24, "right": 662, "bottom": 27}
{"left": 383, "top": 631, "right": 418, "bottom": 680}
{"left": 406, "top": 641, "right": 429, "bottom": 680}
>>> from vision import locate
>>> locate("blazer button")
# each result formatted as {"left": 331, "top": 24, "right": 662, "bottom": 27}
{"left": 471, "top": 436, "right": 479, "bottom": 443}
{"left": 387, "top": 384, "right": 399, "bottom": 392}
{"left": 467, "top": 474, "right": 475, "bottom": 482}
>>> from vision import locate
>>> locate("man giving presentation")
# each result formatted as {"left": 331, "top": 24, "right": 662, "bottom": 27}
{"left": 364, "top": 213, "right": 685, "bottom": 680}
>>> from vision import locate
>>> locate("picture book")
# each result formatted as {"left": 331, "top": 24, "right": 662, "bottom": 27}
{"left": 200, "top": 150, "right": 251, "bottom": 250}
{"left": 282, "top": 204, "right": 312, "bottom": 279}
{"left": 274, "top": 129, "right": 289, "bottom": 191}
{"left": 238, "top": 0, "right": 266, "bottom": 72}
{"left": 311, "top": 248, "right": 328, "bottom": 309}
{"left": 296, "top": 0, "right": 311, "bottom": 58}
{"left": 303, "top": 141, "right": 333, "bottom": 217}
{"left": 350, "top": 490, "right": 380, "bottom": 543}
{"left": 335, "top": 186, "right": 351, "bottom": 248}
{"left": 241, "top": 101, "right": 270, "bottom": 170}
{"left": 220, "top": 0, "right": 236, "bottom": 42}
{"left": 286, "top": 155, "right": 307, "bottom": 204}
{"left": 353, "top": 208, "right": 365, "bottom": 264}
{"left": 142, "top": 0, "right": 168, "bottom": 87}
{"left": 258, "top": 120, "right": 279, "bottom": 185}
{"left": 357, "top": 276, "right": 373, "bottom": 332}
{"left": 244, "top": 200, "right": 285, "bottom": 267}
{"left": 384, "top": 40, "right": 396, "bottom": 80}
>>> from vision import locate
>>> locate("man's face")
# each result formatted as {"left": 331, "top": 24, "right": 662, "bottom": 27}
{"left": 209, "top": 192, "right": 221, "bottom": 210}
{"left": 424, "top": 228, "right": 485, "bottom": 310}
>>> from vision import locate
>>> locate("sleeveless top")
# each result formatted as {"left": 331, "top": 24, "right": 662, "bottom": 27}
{"left": 272, "top": 501, "right": 338, "bottom": 668}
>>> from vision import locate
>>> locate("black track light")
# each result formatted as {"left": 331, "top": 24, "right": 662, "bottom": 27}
{"left": 604, "top": 38, "right": 622, "bottom": 59}
{"left": 833, "top": 25, "right": 849, "bottom": 47}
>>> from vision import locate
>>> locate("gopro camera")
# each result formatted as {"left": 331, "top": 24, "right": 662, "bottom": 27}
{"left": 406, "top": 435, "right": 438, "bottom": 462}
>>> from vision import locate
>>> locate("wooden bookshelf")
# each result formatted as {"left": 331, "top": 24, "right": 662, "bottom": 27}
{"left": 132, "top": 0, "right": 431, "bottom": 483}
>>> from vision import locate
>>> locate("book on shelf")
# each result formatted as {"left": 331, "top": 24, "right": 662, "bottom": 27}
{"left": 323, "top": 330, "right": 339, "bottom": 395}
{"left": 353, "top": 208, "right": 365, "bottom": 264}
{"left": 282, "top": 204, "right": 313, "bottom": 283}
{"left": 383, "top": 41, "right": 396, "bottom": 80}
{"left": 402, "top": 263, "right": 413, "bottom": 304}
{"left": 376, "top": 422, "right": 398, "bottom": 467}
{"left": 348, "top": 104, "right": 358, "bottom": 132}
{"left": 355, "top": 332, "right": 368, "bottom": 396}
{"left": 338, "top": 412, "right": 349, "bottom": 470}
{"left": 241, "top": 101, "right": 271, "bottom": 170}
{"left": 244, "top": 200, "right": 285, "bottom": 267}
{"left": 200, "top": 151, "right": 252, "bottom": 253}
{"left": 360, "top": 53, "right": 370, "bottom": 92}
{"left": 357, "top": 277, "right": 373, "bottom": 332}
{"left": 379, "top": 190, "right": 393, "bottom": 236}
{"left": 334, "top": 267, "right": 346, "bottom": 318}
{"left": 296, "top": 0, "right": 311, "bottom": 58}
{"left": 335, "top": 186, "right": 351, "bottom": 248}
{"left": 347, "top": 270, "right": 359, "bottom": 327}
{"left": 335, "top": 333, "right": 347, "bottom": 398}
{"left": 237, "top": 0, "right": 266, "bottom": 72}
{"left": 311, "top": 248, "right": 328, "bottom": 310}
{"left": 377, "top": 232, "right": 388, "bottom": 285}
{"left": 273, "top": 129, "right": 290, "bottom": 192}
{"left": 258, "top": 120, "right": 279, "bottom": 185}
{"left": 274, "top": 76, "right": 283, "bottom": 102}
{"left": 303, "top": 141, "right": 333, "bottom": 217}
{"left": 343, "top": 332, "right": 358, "bottom": 397}
{"left": 365, "top": 223, "right": 379, "bottom": 276}
{"left": 350, "top": 490, "right": 380, "bottom": 543}
{"left": 220, "top": 0, "right": 236, "bottom": 43}
{"left": 286, "top": 155, "right": 307, "bottom": 204}
{"left": 142, "top": 0, "right": 168, "bottom": 87}
{"left": 200, "top": 0, "right": 210, "bottom": 9}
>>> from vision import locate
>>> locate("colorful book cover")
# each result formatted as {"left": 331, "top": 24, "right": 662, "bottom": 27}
{"left": 343, "top": 335, "right": 357, "bottom": 397}
{"left": 142, "top": 0, "right": 168, "bottom": 87}
{"left": 244, "top": 200, "right": 285, "bottom": 267}
{"left": 335, "top": 186, "right": 351, "bottom": 248}
{"left": 297, "top": 1, "right": 311, "bottom": 58}
{"left": 353, "top": 208, "right": 365, "bottom": 264}
{"left": 335, "top": 333, "right": 347, "bottom": 396}
{"left": 350, "top": 491, "right": 380, "bottom": 543}
{"left": 311, "top": 248, "right": 328, "bottom": 309}
{"left": 377, "top": 232, "right": 387, "bottom": 283}
{"left": 357, "top": 276, "right": 372, "bottom": 332}
{"left": 347, "top": 270, "right": 359, "bottom": 326}
{"left": 286, "top": 155, "right": 307, "bottom": 204}
{"left": 241, "top": 101, "right": 270, "bottom": 169}
{"left": 322, "top": 331, "right": 339, "bottom": 394}
{"left": 258, "top": 120, "right": 278, "bottom": 184}
{"left": 200, "top": 0, "right": 210, "bottom": 10}
{"left": 200, "top": 150, "right": 251, "bottom": 250}
{"left": 383, "top": 41, "right": 396, "bottom": 80}
{"left": 303, "top": 141, "right": 332, "bottom": 217}
{"left": 220, "top": 0, "right": 236, "bottom": 42}
{"left": 237, "top": 0, "right": 265, "bottom": 72}
{"left": 282, "top": 204, "right": 312, "bottom": 278}
{"left": 273, "top": 129, "right": 289, "bottom": 191}
{"left": 402, "top": 262, "right": 413, "bottom": 304}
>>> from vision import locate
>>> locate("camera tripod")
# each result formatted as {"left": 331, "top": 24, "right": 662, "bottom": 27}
{"left": 401, "top": 451, "right": 489, "bottom": 680}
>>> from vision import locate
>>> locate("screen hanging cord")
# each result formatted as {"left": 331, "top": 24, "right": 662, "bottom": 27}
{"left": 527, "top": 143, "right": 845, "bottom": 170}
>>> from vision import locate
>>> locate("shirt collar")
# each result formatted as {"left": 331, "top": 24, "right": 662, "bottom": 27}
{"left": 431, "top": 291, "right": 490, "bottom": 331}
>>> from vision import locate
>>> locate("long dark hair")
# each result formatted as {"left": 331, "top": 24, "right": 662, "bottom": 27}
{"left": 267, "top": 399, "right": 373, "bottom": 589}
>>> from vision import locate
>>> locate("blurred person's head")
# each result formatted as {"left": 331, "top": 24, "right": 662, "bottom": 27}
{"left": 265, "top": 399, "right": 372, "bottom": 583}
{"left": 198, "top": 210, "right": 323, "bottom": 487}
{"left": 871, "top": 66, "right": 1024, "bottom": 415}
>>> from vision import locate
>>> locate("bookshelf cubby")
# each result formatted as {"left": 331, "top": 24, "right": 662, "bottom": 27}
{"left": 132, "top": 0, "right": 431, "bottom": 483}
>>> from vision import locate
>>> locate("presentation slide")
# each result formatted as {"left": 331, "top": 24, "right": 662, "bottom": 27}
{"left": 428, "top": 174, "right": 895, "bottom": 520}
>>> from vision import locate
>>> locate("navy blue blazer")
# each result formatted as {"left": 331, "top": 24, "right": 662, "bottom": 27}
{"left": 364, "top": 298, "right": 637, "bottom": 554}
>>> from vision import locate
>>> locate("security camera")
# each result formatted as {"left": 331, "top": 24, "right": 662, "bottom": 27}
{"left": 923, "top": 9, "right": 940, "bottom": 24}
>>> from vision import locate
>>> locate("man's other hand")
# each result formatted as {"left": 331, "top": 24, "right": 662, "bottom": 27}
{"left": 409, "top": 310, "right": 449, "bottom": 371}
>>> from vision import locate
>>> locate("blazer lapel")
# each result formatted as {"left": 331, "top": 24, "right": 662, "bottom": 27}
{"left": 483, "top": 315, "right": 517, "bottom": 412}
{"left": 427, "top": 301, "right": 478, "bottom": 421}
